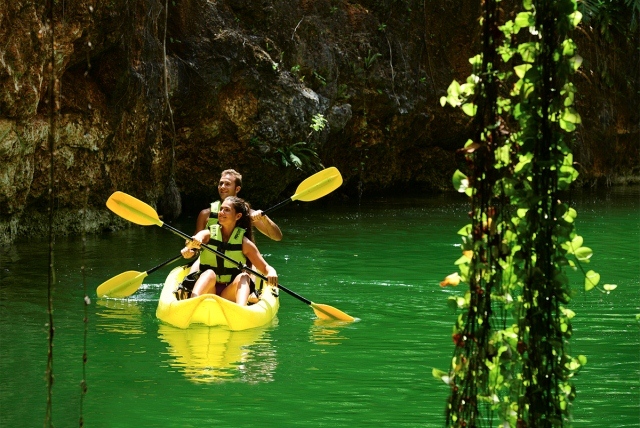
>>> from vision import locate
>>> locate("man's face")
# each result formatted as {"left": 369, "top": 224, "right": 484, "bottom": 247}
{"left": 218, "top": 174, "right": 240, "bottom": 200}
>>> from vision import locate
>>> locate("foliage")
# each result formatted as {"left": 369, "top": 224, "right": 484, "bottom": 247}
{"left": 310, "top": 113, "right": 328, "bottom": 132}
{"left": 437, "top": 0, "right": 616, "bottom": 426}
{"left": 274, "top": 141, "right": 323, "bottom": 171}
{"left": 253, "top": 114, "right": 327, "bottom": 172}
{"left": 578, "top": 0, "right": 640, "bottom": 35}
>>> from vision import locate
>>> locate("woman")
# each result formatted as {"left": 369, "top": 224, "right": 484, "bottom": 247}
{"left": 178, "top": 196, "right": 278, "bottom": 306}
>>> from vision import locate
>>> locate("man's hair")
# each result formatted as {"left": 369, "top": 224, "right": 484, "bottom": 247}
{"left": 221, "top": 169, "right": 242, "bottom": 187}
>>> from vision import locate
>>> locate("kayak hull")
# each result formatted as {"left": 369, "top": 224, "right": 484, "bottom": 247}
{"left": 156, "top": 266, "right": 279, "bottom": 330}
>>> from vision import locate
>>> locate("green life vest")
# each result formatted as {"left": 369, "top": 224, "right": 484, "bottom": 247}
{"left": 200, "top": 224, "right": 246, "bottom": 283}
{"left": 206, "top": 200, "right": 222, "bottom": 229}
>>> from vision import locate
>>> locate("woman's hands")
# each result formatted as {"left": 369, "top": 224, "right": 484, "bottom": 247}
{"left": 265, "top": 265, "right": 278, "bottom": 287}
{"left": 181, "top": 230, "right": 209, "bottom": 259}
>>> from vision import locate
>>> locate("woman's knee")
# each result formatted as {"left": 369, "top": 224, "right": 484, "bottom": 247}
{"left": 193, "top": 270, "right": 217, "bottom": 295}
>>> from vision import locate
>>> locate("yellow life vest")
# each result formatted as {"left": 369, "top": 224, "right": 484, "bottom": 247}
{"left": 200, "top": 224, "right": 246, "bottom": 283}
{"left": 206, "top": 200, "right": 222, "bottom": 229}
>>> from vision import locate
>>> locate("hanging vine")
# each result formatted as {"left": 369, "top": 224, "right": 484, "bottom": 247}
{"left": 44, "top": 0, "right": 58, "bottom": 426}
{"left": 434, "top": 0, "right": 616, "bottom": 426}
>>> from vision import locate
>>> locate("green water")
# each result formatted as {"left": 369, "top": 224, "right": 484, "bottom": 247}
{"left": 1, "top": 189, "right": 638, "bottom": 427}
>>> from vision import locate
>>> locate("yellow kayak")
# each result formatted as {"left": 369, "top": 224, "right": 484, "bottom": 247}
{"left": 156, "top": 266, "right": 280, "bottom": 330}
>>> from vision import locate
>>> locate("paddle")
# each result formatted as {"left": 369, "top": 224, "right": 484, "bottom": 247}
{"left": 262, "top": 166, "right": 343, "bottom": 214}
{"left": 97, "top": 168, "right": 343, "bottom": 298}
{"left": 106, "top": 191, "right": 355, "bottom": 322}
{"left": 97, "top": 254, "right": 183, "bottom": 298}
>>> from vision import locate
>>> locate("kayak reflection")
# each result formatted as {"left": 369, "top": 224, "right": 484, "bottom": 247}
{"left": 157, "top": 322, "right": 278, "bottom": 384}
{"left": 95, "top": 298, "right": 144, "bottom": 336}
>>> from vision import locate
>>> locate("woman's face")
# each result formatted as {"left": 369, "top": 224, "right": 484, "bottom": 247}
{"left": 218, "top": 200, "right": 242, "bottom": 225}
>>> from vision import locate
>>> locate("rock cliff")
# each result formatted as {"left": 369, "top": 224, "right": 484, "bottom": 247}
{"left": 1, "top": 0, "right": 638, "bottom": 244}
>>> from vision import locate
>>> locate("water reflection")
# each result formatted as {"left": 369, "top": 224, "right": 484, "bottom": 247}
{"left": 95, "top": 298, "right": 144, "bottom": 335}
{"left": 309, "top": 318, "right": 351, "bottom": 346}
{"left": 158, "top": 322, "right": 278, "bottom": 384}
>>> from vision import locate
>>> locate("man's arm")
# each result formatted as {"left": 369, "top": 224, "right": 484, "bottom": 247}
{"left": 250, "top": 209, "right": 283, "bottom": 241}
{"left": 194, "top": 208, "right": 212, "bottom": 233}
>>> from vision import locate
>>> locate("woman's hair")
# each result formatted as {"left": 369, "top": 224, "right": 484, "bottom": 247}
{"left": 224, "top": 196, "right": 254, "bottom": 242}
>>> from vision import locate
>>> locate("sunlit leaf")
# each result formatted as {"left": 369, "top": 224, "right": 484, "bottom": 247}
{"left": 562, "top": 39, "right": 577, "bottom": 56}
{"left": 570, "top": 54, "right": 583, "bottom": 71}
{"left": 495, "top": 145, "right": 511, "bottom": 166}
{"left": 440, "top": 96, "right": 447, "bottom": 107}
{"left": 569, "top": 11, "right": 582, "bottom": 27}
{"left": 603, "top": 284, "right": 617, "bottom": 291}
{"left": 584, "top": 270, "right": 600, "bottom": 291}
{"left": 560, "top": 119, "right": 577, "bottom": 132}
{"left": 561, "top": 307, "right": 576, "bottom": 319}
{"left": 514, "top": 64, "right": 533, "bottom": 79}
{"left": 575, "top": 246, "right": 593, "bottom": 261}
{"left": 432, "top": 368, "right": 451, "bottom": 384}
{"left": 515, "top": 12, "right": 534, "bottom": 28}
{"left": 448, "top": 80, "right": 462, "bottom": 98}
{"left": 468, "top": 54, "right": 483, "bottom": 67}
{"left": 457, "top": 224, "right": 472, "bottom": 236}
{"left": 518, "top": 42, "right": 538, "bottom": 63}
{"left": 462, "top": 102, "right": 477, "bottom": 117}
{"left": 440, "top": 272, "right": 461, "bottom": 287}
{"left": 570, "top": 235, "right": 584, "bottom": 250}
{"left": 562, "top": 108, "right": 581, "bottom": 124}
{"left": 452, "top": 170, "right": 469, "bottom": 193}
{"left": 289, "top": 153, "right": 302, "bottom": 168}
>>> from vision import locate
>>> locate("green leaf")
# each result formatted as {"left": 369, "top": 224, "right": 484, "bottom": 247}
{"left": 514, "top": 64, "right": 533, "bottom": 79}
{"left": 568, "top": 11, "right": 582, "bottom": 27}
{"left": 560, "top": 119, "right": 577, "bottom": 132}
{"left": 457, "top": 224, "right": 472, "bottom": 236}
{"left": 603, "top": 284, "right": 617, "bottom": 292}
{"left": 561, "top": 108, "right": 582, "bottom": 124}
{"left": 440, "top": 96, "right": 447, "bottom": 107}
{"left": 561, "top": 307, "right": 576, "bottom": 319}
{"left": 461, "top": 103, "right": 477, "bottom": 117}
{"left": 515, "top": 12, "right": 534, "bottom": 28}
{"left": 577, "top": 355, "right": 587, "bottom": 365}
{"left": 447, "top": 80, "right": 462, "bottom": 98}
{"left": 518, "top": 42, "right": 538, "bottom": 63}
{"left": 585, "top": 270, "right": 600, "bottom": 291}
{"left": 468, "top": 54, "right": 483, "bottom": 67}
{"left": 495, "top": 145, "right": 511, "bottom": 166}
{"left": 569, "top": 55, "right": 583, "bottom": 71}
{"left": 570, "top": 235, "right": 584, "bottom": 250}
{"left": 452, "top": 170, "right": 469, "bottom": 193}
{"left": 432, "top": 368, "right": 450, "bottom": 384}
{"left": 575, "top": 246, "right": 593, "bottom": 261}
{"left": 562, "top": 39, "right": 577, "bottom": 57}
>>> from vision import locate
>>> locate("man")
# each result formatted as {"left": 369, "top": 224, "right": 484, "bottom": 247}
{"left": 183, "top": 169, "right": 282, "bottom": 259}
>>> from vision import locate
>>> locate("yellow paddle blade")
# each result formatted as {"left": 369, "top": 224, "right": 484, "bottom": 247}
{"left": 311, "top": 302, "right": 356, "bottom": 322}
{"left": 106, "top": 191, "right": 164, "bottom": 227}
{"left": 97, "top": 270, "right": 148, "bottom": 298}
{"left": 292, "top": 167, "right": 343, "bottom": 202}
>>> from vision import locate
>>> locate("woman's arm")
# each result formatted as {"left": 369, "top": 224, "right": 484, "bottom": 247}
{"left": 243, "top": 238, "right": 278, "bottom": 286}
{"left": 181, "top": 229, "right": 211, "bottom": 259}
